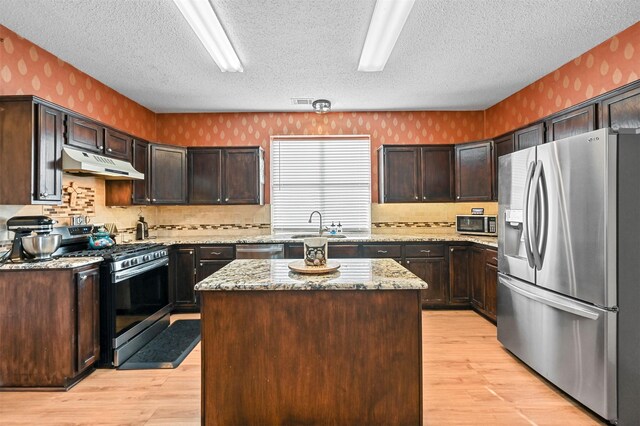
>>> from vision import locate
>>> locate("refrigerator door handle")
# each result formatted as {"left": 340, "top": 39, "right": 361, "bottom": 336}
{"left": 530, "top": 161, "right": 545, "bottom": 270}
{"left": 536, "top": 162, "right": 548, "bottom": 269}
{"left": 523, "top": 161, "right": 537, "bottom": 268}
{"left": 500, "top": 275, "right": 600, "bottom": 320}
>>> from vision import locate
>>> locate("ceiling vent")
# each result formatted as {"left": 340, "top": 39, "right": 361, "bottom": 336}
{"left": 291, "top": 98, "right": 314, "bottom": 106}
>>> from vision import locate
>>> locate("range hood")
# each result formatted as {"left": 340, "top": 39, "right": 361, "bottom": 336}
{"left": 62, "top": 147, "right": 144, "bottom": 180}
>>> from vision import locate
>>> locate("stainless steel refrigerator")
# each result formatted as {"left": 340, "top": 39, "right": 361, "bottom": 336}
{"left": 497, "top": 127, "right": 640, "bottom": 424}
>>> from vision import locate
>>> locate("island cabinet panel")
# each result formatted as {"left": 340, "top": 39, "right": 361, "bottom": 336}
{"left": 546, "top": 104, "right": 596, "bottom": 142}
{"left": 448, "top": 245, "right": 470, "bottom": 305}
{"left": 514, "top": 123, "right": 544, "bottom": 151}
{"left": 599, "top": 84, "right": 640, "bottom": 130}
{"left": 0, "top": 266, "right": 100, "bottom": 389}
{"left": 200, "top": 290, "right": 422, "bottom": 425}
{"left": 455, "top": 140, "right": 493, "bottom": 201}
{"left": 149, "top": 144, "right": 187, "bottom": 204}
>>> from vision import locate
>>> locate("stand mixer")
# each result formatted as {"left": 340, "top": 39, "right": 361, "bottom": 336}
{"left": 6, "top": 216, "right": 57, "bottom": 261}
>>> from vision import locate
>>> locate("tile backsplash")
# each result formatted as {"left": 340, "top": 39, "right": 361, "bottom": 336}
{"left": 0, "top": 176, "right": 497, "bottom": 237}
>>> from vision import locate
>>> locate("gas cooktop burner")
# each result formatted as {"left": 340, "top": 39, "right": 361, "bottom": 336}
{"left": 61, "top": 243, "right": 164, "bottom": 261}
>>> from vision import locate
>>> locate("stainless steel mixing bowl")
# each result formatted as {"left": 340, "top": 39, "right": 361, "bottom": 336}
{"left": 21, "top": 234, "right": 62, "bottom": 259}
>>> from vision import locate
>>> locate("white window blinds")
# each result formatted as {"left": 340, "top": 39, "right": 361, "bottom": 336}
{"left": 271, "top": 136, "right": 371, "bottom": 233}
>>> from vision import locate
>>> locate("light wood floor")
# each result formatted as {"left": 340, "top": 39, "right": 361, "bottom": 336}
{"left": 0, "top": 311, "right": 603, "bottom": 425}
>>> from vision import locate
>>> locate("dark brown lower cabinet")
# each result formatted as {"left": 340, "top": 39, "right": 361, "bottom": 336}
{"left": 405, "top": 257, "right": 448, "bottom": 306}
{"left": 469, "top": 246, "right": 498, "bottom": 322}
{"left": 470, "top": 246, "right": 486, "bottom": 308}
{"left": 448, "top": 245, "right": 470, "bottom": 305}
{"left": 0, "top": 265, "right": 100, "bottom": 389}
{"left": 170, "top": 246, "right": 197, "bottom": 312}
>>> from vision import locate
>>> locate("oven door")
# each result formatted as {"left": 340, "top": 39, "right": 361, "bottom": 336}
{"left": 111, "top": 257, "right": 170, "bottom": 351}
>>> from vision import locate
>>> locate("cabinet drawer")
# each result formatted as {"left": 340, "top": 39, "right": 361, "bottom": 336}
{"left": 485, "top": 248, "right": 498, "bottom": 266}
{"left": 405, "top": 244, "right": 445, "bottom": 258}
{"left": 361, "top": 244, "right": 402, "bottom": 258}
{"left": 329, "top": 244, "right": 360, "bottom": 258}
{"left": 198, "top": 246, "right": 234, "bottom": 260}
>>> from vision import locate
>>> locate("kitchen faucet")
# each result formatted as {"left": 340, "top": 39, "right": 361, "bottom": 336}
{"left": 308, "top": 210, "right": 327, "bottom": 235}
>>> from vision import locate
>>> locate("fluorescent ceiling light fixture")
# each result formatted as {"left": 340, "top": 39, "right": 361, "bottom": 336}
{"left": 358, "top": 0, "right": 415, "bottom": 72}
{"left": 173, "top": 0, "right": 243, "bottom": 72}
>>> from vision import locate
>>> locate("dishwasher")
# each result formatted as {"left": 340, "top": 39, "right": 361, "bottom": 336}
{"left": 235, "top": 244, "right": 285, "bottom": 259}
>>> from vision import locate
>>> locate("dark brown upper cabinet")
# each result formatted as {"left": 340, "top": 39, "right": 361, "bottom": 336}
{"left": 0, "top": 97, "right": 63, "bottom": 205}
{"left": 66, "top": 114, "right": 132, "bottom": 161}
{"left": 188, "top": 148, "right": 222, "bottom": 204}
{"left": 514, "top": 123, "right": 544, "bottom": 151}
{"left": 131, "top": 140, "right": 150, "bottom": 204}
{"left": 149, "top": 144, "right": 188, "bottom": 205}
{"left": 492, "top": 134, "right": 514, "bottom": 201}
{"left": 599, "top": 84, "right": 640, "bottom": 130}
{"left": 455, "top": 140, "right": 493, "bottom": 201}
{"left": 379, "top": 145, "right": 454, "bottom": 203}
{"left": 546, "top": 104, "right": 596, "bottom": 142}
{"left": 104, "top": 128, "right": 132, "bottom": 161}
{"left": 65, "top": 115, "right": 104, "bottom": 153}
{"left": 222, "top": 147, "right": 264, "bottom": 205}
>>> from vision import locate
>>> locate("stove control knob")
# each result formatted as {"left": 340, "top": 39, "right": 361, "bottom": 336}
{"left": 143, "top": 255, "right": 150, "bottom": 261}
{"left": 131, "top": 258, "right": 138, "bottom": 265}
{"left": 122, "top": 261, "right": 129, "bottom": 268}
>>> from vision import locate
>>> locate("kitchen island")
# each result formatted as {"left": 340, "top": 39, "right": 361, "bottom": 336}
{"left": 196, "top": 258, "right": 428, "bottom": 425}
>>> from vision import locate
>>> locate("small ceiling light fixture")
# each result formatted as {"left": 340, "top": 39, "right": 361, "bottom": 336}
{"left": 312, "top": 99, "right": 331, "bottom": 114}
{"left": 358, "top": 0, "right": 416, "bottom": 72}
{"left": 173, "top": 0, "right": 243, "bottom": 72}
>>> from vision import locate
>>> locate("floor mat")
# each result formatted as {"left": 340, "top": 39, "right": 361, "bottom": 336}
{"left": 118, "top": 320, "right": 200, "bottom": 370}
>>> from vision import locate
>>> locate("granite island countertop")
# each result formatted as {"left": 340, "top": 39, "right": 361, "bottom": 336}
{"left": 0, "top": 257, "right": 103, "bottom": 270}
{"left": 143, "top": 232, "right": 498, "bottom": 248}
{"left": 195, "top": 258, "right": 428, "bottom": 291}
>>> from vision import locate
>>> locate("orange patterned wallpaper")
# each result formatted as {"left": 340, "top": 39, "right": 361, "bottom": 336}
{"left": 0, "top": 25, "right": 156, "bottom": 140}
{"left": 156, "top": 110, "right": 485, "bottom": 202}
{"left": 485, "top": 22, "right": 640, "bottom": 138}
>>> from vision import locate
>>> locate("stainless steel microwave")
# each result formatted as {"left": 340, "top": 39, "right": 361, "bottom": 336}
{"left": 456, "top": 215, "right": 497, "bottom": 236}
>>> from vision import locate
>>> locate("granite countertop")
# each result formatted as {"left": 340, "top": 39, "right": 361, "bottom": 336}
{"left": 0, "top": 257, "right": 103, "bottom": 270}
{"left": 144, "top": 232, "right": 498, "bottom": 248}
{"left": 195, "top": 258, "right": 429, "bottom": 291}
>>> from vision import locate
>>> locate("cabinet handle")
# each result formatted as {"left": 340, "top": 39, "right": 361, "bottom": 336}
{"left": 414, "top": 195, "right": 418, "bottom": 200}
{"left": 40, "top": 192, "right": 48, "bottom": 197}
{"left": 217, "top": 198, "right": 221, "bottom": 202}
{"left": 423, "top": 196, "right": 426, "bottom": 200}
{"left": 188, "top": 250, "right": 194, "bottom": 254}
{"left": 210, "top": 251, "right": 221, "bottom": 255}
{"left": 98, "top": 146, "right": 103, "bottom": 150}
{"left": 79, "top": 275, "right": 87, "bottom": 281}
{"left": 225, "top": 197, "right": 229, "bottom": 202}
{"left": 152, "top": 198, "right": 157, "bottom": 202}
{"left": 146, "top": 198, "right": 150, "bottom": 202}
{"left": 377, "top": 250, "right": 388, "bottom": 254}
{"left": 456, "top": 195, "right": 460, "bottom": 199}
{"left": 450, "top": 248, "right": 454, "bottom": 252}
{"left": 492, "top": 257, "right": 498, "bottom": 262}
{"left": 406, "top": 260, "right": 410, "bottom": 264}
{"left": 420, "top": 250, "right": 431, "bottom": 253}
{"left": 107, "top": 148, "right": 112, "bottom": 152}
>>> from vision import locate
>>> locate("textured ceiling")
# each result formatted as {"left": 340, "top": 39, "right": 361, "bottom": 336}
{"left": 1, "top": 0, "right": 639, "bottom": 113}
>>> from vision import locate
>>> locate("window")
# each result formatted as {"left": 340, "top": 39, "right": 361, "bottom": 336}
{"left": 271, "top": 136, "right": 371, "bottom": 234}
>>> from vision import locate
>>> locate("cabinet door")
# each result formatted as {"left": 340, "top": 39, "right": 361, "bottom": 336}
{"left": 405, "top": 257, "right": 447, "bottom": 306}
{"left": 546, "top": 105, "right": 595, "bottom": 142}
{"left": 380, "top": 146, "right": 421, "bottom": 202}
{"left": 492, "top": 134, "right": 514, "bottom": 201}
{"left": 104, "top": 128, "right": 132, "bottom": 161}
{"left": 599, "top": 84, "right": 640, "bottom": 130}
{"left": 76, "top": 268, "right": 100, "bottom": 373}
{"left": 469, "top": 246, "right": 485, "bottom": 309}
{"left": 171, "top": 247, "right": 196, "bottom": 307}
{"left": 132, "top": 140, "right": 149, "bottom": 204}
{"left": 197, "top": 260, "right": 231, "bottom": 282}
{"left": 514, "top": 123, "right": 544, "bottom": 151}
{"left": 35, "top": 104, "right": 63, "bottom": 202}
{"left": 66, "top": 115, "right": 104, "bottom": 153}
{"left": 188, "top": 148, "right": 222, "bottom": 204}
{"left": 223, "top": 148, "right": 262, "bottom": 204}
{"left": 448, "top": 246, "right": 470, "bottom": 305}
{"left": 455, "top": 140, "right": 493, "bottom": 201}
{"left": 485, "top": 263, "right": 498, "bottom": 321}
{"left": 150, "top": 144, "right": 187, "bottom": 204}
{"left": 421, "top": 146, "right": 454, "bottom": 201}
{"left": 328, "top": 244, "right": 360, "bottom": 258}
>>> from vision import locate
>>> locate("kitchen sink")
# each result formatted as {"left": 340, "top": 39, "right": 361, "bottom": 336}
{"left": 290, "top": 234, "right": 347, "bottom": 239}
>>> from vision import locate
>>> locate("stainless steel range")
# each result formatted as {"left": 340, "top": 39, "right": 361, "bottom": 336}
{"left": 56, "top": 226, "right": 170, "bottom": 367}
